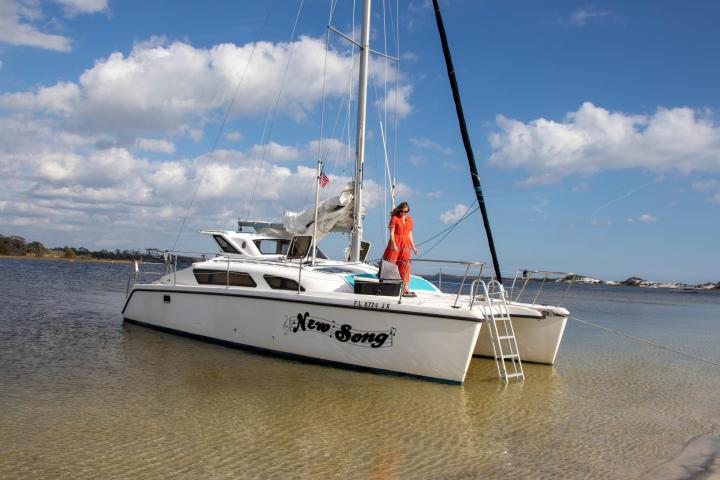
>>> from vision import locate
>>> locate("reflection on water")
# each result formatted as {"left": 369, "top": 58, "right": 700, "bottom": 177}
{"left": 1, "top": 258, "right": 719, "bottom": 479}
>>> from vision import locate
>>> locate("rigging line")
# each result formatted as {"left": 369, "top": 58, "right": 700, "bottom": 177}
{"left": 369, "top": 70, "right": 395, "bottom": 210}
{"left": 416, "top": 204, "right": 480, "bottom": 258}
{"left": 415, "top": 200, "right": 478, "bottom": 247}
{"left": 391, "top": 0, "right": 399, "bottom": 185}
{"left": 301, "top": 52, "right": 360, "bottom": 206}
{"left": 312, "top": 0, "right": 333, "bottom": 213}
{"left": 569, "top": 316, "right": 720, "bottom": 368}
{"left": 170, "top": 10, "right": 271, "bottom": 252}
{"left": 245, "top": 0, "right": 306, "bottom": 222}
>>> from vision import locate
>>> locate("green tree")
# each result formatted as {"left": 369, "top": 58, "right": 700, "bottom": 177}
{"left": 27, "top": 241, "right": 45, "bottom": 256}
{"left": 63, "top": 247, "right": 76, "bottom": 259}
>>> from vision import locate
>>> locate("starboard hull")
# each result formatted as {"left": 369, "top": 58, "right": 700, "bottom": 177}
{"left": 123, "top": 286, "right": 483, "bottom": 383}
{"left": 473, "top": 313, "right": 568, "bottom": 364}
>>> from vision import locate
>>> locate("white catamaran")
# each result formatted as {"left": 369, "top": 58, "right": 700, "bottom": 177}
{"left": 123, "top": 0, "right": 571, "bottom": 384}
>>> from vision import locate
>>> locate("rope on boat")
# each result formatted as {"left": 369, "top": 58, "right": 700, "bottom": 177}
{"left": 569, "top": 315, "right": 720, "bottom": 368}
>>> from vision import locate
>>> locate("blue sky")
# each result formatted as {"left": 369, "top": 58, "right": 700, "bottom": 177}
{"left": 1, "top": 0, "right": 719, "bottom": 283}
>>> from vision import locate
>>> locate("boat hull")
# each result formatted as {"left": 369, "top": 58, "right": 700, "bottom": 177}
{"left": 474, "top": 313, "right": 568, "bottom": 365}
{"left": 123, "top": 286, "right": 483, "bottom": 383}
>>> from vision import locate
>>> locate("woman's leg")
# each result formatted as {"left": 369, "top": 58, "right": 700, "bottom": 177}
{"left": 397, "top": 260, "right": 410, "bottom": 292}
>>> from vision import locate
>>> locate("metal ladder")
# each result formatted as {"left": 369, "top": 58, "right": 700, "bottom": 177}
{"left": 482, "top": 280, "right": 524, "bottom": 382}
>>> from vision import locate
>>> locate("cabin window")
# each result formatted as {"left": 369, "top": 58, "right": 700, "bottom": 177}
{"left": 264, "top": 275, "right": 305, "bottom": 292}
{"left": 193, "top": 269, "right": 257, "bottom": 287}
{"left": 253, "top": 239, "right": 290, "bottom": 255}
{"left": 213, "top": 235, "right": 239, "bottom": 254}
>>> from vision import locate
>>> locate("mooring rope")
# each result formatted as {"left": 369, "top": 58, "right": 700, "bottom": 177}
{"left": 570, "top": 315, "right": 720, "bottom": 368}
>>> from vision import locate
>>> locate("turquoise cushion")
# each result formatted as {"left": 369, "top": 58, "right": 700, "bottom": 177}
{"left": 344, "top": 273, "right": 439, "bottom": 292}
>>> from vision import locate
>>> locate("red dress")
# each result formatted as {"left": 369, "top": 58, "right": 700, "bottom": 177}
{"left": 383, "top": 215, "right": 413, "bottom": 283}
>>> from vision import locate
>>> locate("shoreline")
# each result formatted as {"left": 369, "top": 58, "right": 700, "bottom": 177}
{"left": 0, "top": 255, "right": 133, "bottom": 265}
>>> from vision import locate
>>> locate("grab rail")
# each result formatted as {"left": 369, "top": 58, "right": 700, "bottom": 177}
{"left": 508, "top": 270, "right": 577, "bottom": 306}
{"left": 405, "top": 258, "right": 485, "bottom": 308}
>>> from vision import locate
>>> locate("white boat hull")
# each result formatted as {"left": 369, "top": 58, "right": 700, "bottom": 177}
{"left": 123, "top": 285, "right": 483, "bottom": 384}
{"left": 474, "top": 312, "right": 568, "bottom": 364}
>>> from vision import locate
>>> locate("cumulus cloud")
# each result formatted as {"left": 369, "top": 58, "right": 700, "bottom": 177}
{"left": 0, "top": 36, "right": 377, "bottom": 136}
{"left": 0, "top": 127, "right": 403, "bottom": 247}
{"left": 489, "top": 102, "right": 720, "bottom": 184}
{"left": 440, "top": 204, "right": 469, "bottom": 224}
{"left": 0, "top": 33, "right": 416, "bottom": 248}
{"left": 380, "top": 85, "right": 413, "bottom": 119}
{"left": 0, "top": 0, "right": 71, "bottom": 51}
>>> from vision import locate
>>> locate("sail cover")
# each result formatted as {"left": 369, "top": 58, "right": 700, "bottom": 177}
{"left": 283, "top": 182, "right": 357, "bottom": 239}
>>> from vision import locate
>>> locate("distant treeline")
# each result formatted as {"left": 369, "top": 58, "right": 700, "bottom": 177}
{"left": 0, "top": 234, "right": 198, "bottom": 263}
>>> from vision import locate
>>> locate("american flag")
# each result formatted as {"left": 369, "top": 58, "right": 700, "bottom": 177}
{"left": 319, "top": 171, "right": 330, "bottom": 188}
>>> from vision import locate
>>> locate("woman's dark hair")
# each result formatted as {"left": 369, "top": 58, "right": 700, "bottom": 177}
{"left": 391, "top": 202, "right": 410, "bottom": 217}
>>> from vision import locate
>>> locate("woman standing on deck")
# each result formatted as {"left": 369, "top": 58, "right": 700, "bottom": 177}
{"left": 383, "top": 202, "right": 419, "bottom": 297}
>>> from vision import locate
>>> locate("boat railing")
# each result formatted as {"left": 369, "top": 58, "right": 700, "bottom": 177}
{"left": 508, "top": 270, "right": 577, "bottom": 307}
{"left": 125, "top": 257, "right": 173, "bottom": 297}
{"left": 408, "top": 258, "right": 486, "bottom": 308}
{"left": 125, "top": 250, "right": 215, "bottom": 296}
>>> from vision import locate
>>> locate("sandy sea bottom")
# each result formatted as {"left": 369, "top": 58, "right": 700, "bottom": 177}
{"left": 1, "top": 258, "right": 719, "bottom": 479}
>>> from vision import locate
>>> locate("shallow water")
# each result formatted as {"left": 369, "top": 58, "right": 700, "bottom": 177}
{"left": 1, "top": 258, "right": 719, "bottom": 479}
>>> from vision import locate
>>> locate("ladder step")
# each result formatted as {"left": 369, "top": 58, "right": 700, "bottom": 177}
{"left": 504, "top": 372, "right": 524, "bottom": 379}
{"left": 497, "top": 335, "right": 515, "bottom": 340}
{"left": 501, "top": 353, "right": 519, "bottom": 359}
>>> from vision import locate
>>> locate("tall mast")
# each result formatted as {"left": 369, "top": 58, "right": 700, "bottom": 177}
{"left": 350, "top": 0, "right": 372, "bottom": 262}
{"left": 431, "top": 0, "right": 503, "bottom": 283}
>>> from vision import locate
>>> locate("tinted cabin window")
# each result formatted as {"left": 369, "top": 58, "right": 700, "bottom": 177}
{"left": 264, "top": 275, "right": 305, "bottom": 292}
{"left": 253, "top": 239, "right": 290, "bottom": 255}
{"left": 194, "top": 269, "right": 256, "bottom": 287}
{"left": 213, "top": 235, "right": 239, "bottom": 254}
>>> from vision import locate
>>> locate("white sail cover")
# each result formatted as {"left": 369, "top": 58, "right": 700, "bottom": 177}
{"left": 283, "top": 182, "right": 357, "bottom": 240}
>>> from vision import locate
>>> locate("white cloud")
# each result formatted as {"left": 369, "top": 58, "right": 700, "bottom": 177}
{"left": 0, "top": 81, "right": 80, "bottom": 114}
{"left": 401, "top": 52, "right": 419, "bottom": 63}
{"left": 0, "top": 0, "right": 107, "bottom": 52}
{"left": 639, "top": 214, "right": 657, "bottom": 222}
{"left": 0, "top": 36, "right": 378, "bottom": 136}
{"left": 56, "top": 0, "right": 108, "bottom": 17}
{"left": 248, "top": 141, "right": 301, "bottom": 162}
{"left": 709, "top": 193, "right": 720, "bottom": 205}
{"left": 380, "top": 85, "right": 413, "bottom": 119}
{"left": 440, "top": 204, "right": 469, "bottom": 224}
{"left": 490, "top": 102, "right": 720, "bottom": 183}
{"left": 570, "top": 7, "right": 611, "bottom": 26}
{"left": 135, "top": 138, "right": 176, "bottom": 154}
{"left": 0, "top": 33, "right": 417, "bottom": 248}
{"left": 0, "top": 0, "right": 72, "bottom": 51}
{"left": 0, "top": 130, "right": 411, "bottom": 246}
{"left": 225, "top": 131, "right": 243, "bottom": 142}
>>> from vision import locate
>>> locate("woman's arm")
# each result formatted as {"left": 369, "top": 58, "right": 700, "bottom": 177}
{"left": 409, "top": 231, "right": 418, "bottom": 255}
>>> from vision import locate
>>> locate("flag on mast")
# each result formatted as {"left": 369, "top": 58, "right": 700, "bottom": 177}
{"left": 319, "top": 171, "right": 330, "bottom": 188}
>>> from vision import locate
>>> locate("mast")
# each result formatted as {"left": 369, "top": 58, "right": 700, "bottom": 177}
{"left": 431, "top": 0, "right": 503, "bottom": 283}
{"left": 350, "top": 0, "right": 372, "bottom": 262}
